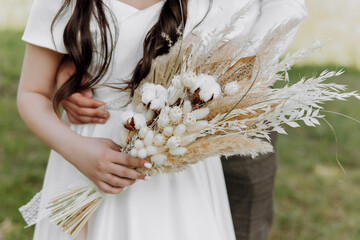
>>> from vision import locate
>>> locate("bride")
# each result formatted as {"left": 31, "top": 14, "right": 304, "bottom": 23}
{"left": 18, "top": 0, "right": 306, "bottom": 239}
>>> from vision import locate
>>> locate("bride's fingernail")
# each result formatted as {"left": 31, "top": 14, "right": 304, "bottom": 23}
{"left": 145, "top": 176, "right": 152, "bottom": 181}
{"left": 144, "top": 163, "right": 152, "bottom": 169}
{"left": 123, "top": 187, "right": 128, "bottom": 191}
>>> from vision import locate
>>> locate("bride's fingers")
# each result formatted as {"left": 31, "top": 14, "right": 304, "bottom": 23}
{"left": 109, "top": 163, "right": 147, "bottom": 180}
{"left": 103, "top": 174, "right": 135, "bottom": 188}
{"left": 112, "top": 152, "right": 152, "bottom": 169}
{"left": 98, "top": 181, "right": 124, "bottom": 194}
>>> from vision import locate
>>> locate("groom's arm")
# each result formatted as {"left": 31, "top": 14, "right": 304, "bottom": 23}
{"left": 251, "top": 0, "right": 307, "bottom": 58}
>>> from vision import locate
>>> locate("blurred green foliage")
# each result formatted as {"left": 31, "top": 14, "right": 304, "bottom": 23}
{"left": 0, "top": 31, "right": 359, "bottom": 240}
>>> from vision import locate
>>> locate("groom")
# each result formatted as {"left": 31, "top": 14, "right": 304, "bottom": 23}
{"left": 56, "top": 1, "right": 307, "bottom": 239}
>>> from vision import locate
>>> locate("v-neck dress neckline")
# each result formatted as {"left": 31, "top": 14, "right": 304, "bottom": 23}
{"left": 112, "top": 0, "right": 165, "bottom": 12}
{"left": 110, "top": 0, "right": 165, "bottom": 23}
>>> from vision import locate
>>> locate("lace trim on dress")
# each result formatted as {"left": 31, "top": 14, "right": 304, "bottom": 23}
{"left": 19, "top": 190, "right": 43, "bottom": 227}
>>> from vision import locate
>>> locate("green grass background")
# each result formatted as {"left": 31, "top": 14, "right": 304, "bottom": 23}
{"left": 0, "top": 31, "right": 359, "bottom": 240}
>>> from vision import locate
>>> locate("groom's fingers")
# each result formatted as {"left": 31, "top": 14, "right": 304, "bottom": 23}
{"left": 62, "top": 99, "right": 109, "bottom": 123}
{"left": 68, "top": 92, "right": 105, "bottom": 109}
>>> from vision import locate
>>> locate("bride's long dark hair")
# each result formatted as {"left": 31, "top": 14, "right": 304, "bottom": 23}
{"left": 52, "top": 0, "right": 211, "bottom": 114}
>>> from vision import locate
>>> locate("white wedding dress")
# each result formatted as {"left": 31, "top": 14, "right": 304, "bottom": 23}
{"left": 20, "top": 0, "right": 307, "bottom": 239}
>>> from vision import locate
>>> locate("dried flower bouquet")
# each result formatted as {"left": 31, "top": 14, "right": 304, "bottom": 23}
{"left": 20, "top": 9, "right": 360, "bottom": 238}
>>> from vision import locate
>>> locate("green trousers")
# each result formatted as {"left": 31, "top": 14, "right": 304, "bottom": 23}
{"left": 221, "top": 132, "right": 277, "bottom": 240}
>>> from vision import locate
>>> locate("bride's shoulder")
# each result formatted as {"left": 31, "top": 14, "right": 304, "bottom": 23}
{"left": 23, "top": 0, "right": 75, "bottom": 53}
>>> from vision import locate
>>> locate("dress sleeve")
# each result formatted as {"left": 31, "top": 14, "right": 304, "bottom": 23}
{"left": 251, "top": 0, "right": 308, "bottom": 57}
{"left": 22, "top": 0, "right": 73, "bottom": 54}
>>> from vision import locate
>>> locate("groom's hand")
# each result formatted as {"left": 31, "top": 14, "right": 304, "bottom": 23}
{"left": 56, "top": 57, "right": 110, "bottom": 124}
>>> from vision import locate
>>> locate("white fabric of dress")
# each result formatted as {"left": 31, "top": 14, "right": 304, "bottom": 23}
{"left": 21, "top": 0, "right": 307, "bottom": 239}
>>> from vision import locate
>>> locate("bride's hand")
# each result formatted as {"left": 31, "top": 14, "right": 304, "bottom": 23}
{"left": 69, "top": 136, "right": 152, "bottom": 194}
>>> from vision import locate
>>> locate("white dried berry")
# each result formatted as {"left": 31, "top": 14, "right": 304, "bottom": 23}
{"left": 183, "top": 100, "right": 192, "bottom": 115}
{"left": 144, "top": 130, "right": 154, "bottom": 146}
{"left": 157, "top": 112, "right": 170, "bottom": 128}
{"left": 130, "top": 148, "right": 138, "bottom": 157}
{"left": 182, "top": 72, "right": 197, "bottom": 88}
{"left": 150, "top": 154, "right": 167, "bottom": 165}
{"left": 163, "top": 126, "right": 174, "bottom": 137}
{"left": 134, "top": 140, "right": 144, "bottom": 150}
{"left": 138, "top": 148, "right": 148, "bottom": 159}
{"left": 184, "top": 112, "right": 196, "bottom": 125}
{"left": 191, "top": 108, "right": 210, "bottom": 120}
{"left": 146, "top": 145, "right": 157, "bottom": 156}
{"left": 166, "top": 136, "right": 181, "bottom": 149}
{"left": 169, "top": 147, "right": 187, "bottom": 156}
{"left": 171, "top": 75, "right": 183, "bottom": 89}
{"left": 138, "top": 127, "right": 148, "bottom": 139}
{"left": 173, "top": 124, "right": 187, "bottom": 136}
{"left": 154, "top": 134, "right": 166, "bottom": 146}
{"left": 224, "top": 81, "right": 239, "bottom": 95}
{"left": 169, "top": 106, "right": 183, "bottom": 123}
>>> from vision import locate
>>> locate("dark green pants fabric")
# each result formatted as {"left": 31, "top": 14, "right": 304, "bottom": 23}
{"left": 221, "top": 132, "right": 277, "bottom": 240}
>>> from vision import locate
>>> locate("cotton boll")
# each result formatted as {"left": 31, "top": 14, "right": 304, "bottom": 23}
{"left": 125, "top": 103, "right": 135, "bottom": 112}
{"left": 169, "top": 147, "right": 187, "bottom": 156}
{"left": 224, "top": 81, "right": 239, "bottom": 95}
{"left": 150, "top": 98, "right": 164, "bottom": 111}
{"left": 163, "top": 106, "right": 171, "bottom": 114}
{"left": 144, "top": 130, "right": 154, "bottom": 146}
{"left": 133, "top": 113, "right": 147, "bottom": 130}
{"left": 199, "top": 82, "right": 221, "bottom": 102}
{"left": 169, "top": 106, "right": 183, "bottom": 123}
{"left": 199, "top": 89, "right": 214, "bottom": 102}
{"left": 163, "top": 127, "right": 173, "bottom": 137}
{"left": 158, "top": 93, "right": 168, "bottom": 102}
{"left": 191, "top": 108, "right": 210, "bottom": 120}
{"left": 141, "top": 84, "right": 157, "bottom": 105}
{"left": 151, "top": 154, "right": 167, "bottom": 165}
{"left": 138, "top": 148, "right": 148, "bottom": 159}
{"left": 146, "top": 145, "right": 157, "bottom": 156}
{"left": 120, "top": 111, "right": 134, "bottom": 124}
{"left": 145, "top": 110, "right": 155, "bottom": 122}
{"left": 130, "top": 148, "right": 138, "bottom": 157}
{"left": 190, "top": 77, "right": 204, "bottom": 94}
{"left": 135, "top": 103, "right": 147, "bottom": 114}
{"left": 184, "top": 112, "right": 196, "bottom": 125}
{"left": 171, "top": 75, "right": 183, "bottom": 89}
{"left": 191, "top": 74, "right": 221, "bottom": 102}
{"left": 154, "top": 134, "right": 166, "bottom": 146}
{"left": 173, "top": 124, "right": 187, "bottom": 136}
{"left": 183, "top": 100, "right": 192, "bottom": 115}
{"left": 155, "top": 84, "right": 168, "bottom": 97}
{"left": 134, "top": 140, "right": 144, "bottom": 150}
{"left": 139, "top": 127, "right": 148, "bottom": 139}
{"left": 166, "top": 136, "right": 181, "bottom": 149}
